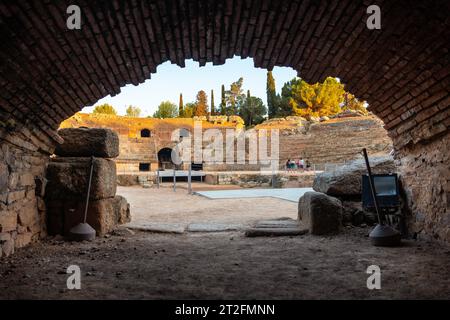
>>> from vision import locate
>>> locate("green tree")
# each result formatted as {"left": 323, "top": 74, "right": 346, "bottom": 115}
{"left": 239, "top": 90, "right": 267, "bottom": 127}
{"left": 179, "top": 93, "right": 184, "bottom": 117}
{"left": 226, "top": 77, "right": 245, "bottom": 115}
{"left": 93, "top": 103, "right": 117, "bottom": 115}
{"left": 266, "top": 71, "right": 279, "bottom": 118}
{"left": 279, "top": 78, "right": 303, "bottom": 117}
{"left": 290, "top": 77, "right": 345, "bottom": 117}
{"left": 125, "top": 105, "right": 141, "bottom": 117}
{"left": 153, "top": 101, "right": 178, "bottom": 118}
{"left": 183, "top": 103, "right": 196, "bottom": 118}
{"left": 220, "top": 84, "right": 226, "bottom": 115}
{"left": 194, "top": 90, "right": 208, "bottom": 117}
{"left": 210, "top": 90, "right": 215, "bottom": 115}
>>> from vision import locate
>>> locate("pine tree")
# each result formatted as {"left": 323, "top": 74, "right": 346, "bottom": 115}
{"left": 266, "top": 71, "right": 278, "bottom": 118}
{"left": 210, "top": 89, "right": 215, "bottom": 115}
{"left": 290, "top": 77, "right": 345, "bottom": 118}
{"left": 239, "top": 90, "right": 267, "bottom": 127}
{"left": 220, "top": 84, "right": 226, "bottom": 115}
{"left": 179, "top": 93, "right": 184, "bottom": 117}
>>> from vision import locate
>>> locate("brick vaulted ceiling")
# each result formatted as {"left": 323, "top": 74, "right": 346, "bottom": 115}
{"left": 0, "top": 0, "right": 449, "bottom": 153}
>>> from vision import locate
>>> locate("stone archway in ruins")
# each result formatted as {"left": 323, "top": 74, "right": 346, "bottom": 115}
{"left": 0, "top": 0, "right": 449, "bottom": 252}
{"left": 158, "top": 147, "right": 175, "bottom": 170}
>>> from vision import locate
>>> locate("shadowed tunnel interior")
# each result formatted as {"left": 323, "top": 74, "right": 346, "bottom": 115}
{"left": 0, "top": 0, "right": 449, "bottom": 256}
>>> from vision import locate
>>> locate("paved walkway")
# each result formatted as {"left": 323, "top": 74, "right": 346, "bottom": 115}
{"left": 194, "top": 187, "right": 314, "bottom": 202}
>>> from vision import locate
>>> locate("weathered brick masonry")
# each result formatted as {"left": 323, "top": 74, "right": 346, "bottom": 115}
{"left": 0, "top": 0, "right": 449, "bottom": 254}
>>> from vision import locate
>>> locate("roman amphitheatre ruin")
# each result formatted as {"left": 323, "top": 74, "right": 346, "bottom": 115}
{"left": 0, "top": 1, "right": 449, "bottom": 300}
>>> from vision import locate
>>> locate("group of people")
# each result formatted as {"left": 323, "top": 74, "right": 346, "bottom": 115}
{"left": 285, "top": 157, "right": 311, "bottom": 171}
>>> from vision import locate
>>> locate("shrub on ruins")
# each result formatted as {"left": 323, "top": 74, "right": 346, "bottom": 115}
{"left": 342, "top": 93, "right": 369, "bottom": 115}
{"left": 153, "top": 101, "right": 178, "bottom": 118}
{"left": 93, "top": 103, "right": 117, "bottom": 115}
{"left": 125, "top": 105, "right": 141, "bottom": 117}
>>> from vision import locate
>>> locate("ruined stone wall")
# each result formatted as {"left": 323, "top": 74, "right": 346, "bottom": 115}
{"left": 61, "top": 113, "right": 241, "bottom": 173}
{"left": 258, "top": 115, "right": 393, "bottom": 167}
{"left": 397, "top": 132, "right": 450, "bottom": 243}
{"left": 0, "top": 131, "right": 50, "bottom": 257}
{"left": 62, "top": 113, "right": 393, "bottom": 173}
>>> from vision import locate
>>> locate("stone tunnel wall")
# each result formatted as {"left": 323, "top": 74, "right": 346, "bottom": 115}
{"left": 397, "top": 132, "right": 450, "bottom": 243}
{"left": 0, "top": 130, "right": 49, "bottom": 257}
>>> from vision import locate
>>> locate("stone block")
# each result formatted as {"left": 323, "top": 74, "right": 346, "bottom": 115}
{"left": 47, "top": 195, "right": 130, "bottom": 237}
{"left": 18, "top": 201, "right": 39, "bottom": 227}
{"left": 0, "top": 211, "right": 17, "bottom": 233}
{"left": 1, "top": 239, "right": 14, "bottom": 257}
{"left": 204, "top": 174, "right": 218, "bottom": 185}
{"left": 0, "top": 232, "right": 11, "bottom": 242}
{"left": 19, "top": 173, "right": 35, "bottom": 187}
{"left": 117, "top": 174, "right": 138, "bottom": 186}
{"left": 46, "top": 157, "right": 117, "bottom": 200}
{"left": 14, "top": 232, "right": 32, "bottom": 249}
{"left": 55, "top": 128, "right": 119, "bottom": 158}
{"left": 6, "top": 190, "right": 26, "bottom": 204}
{"left": 298, "top": 191, "right": 343, "bottom": 235}
{"left": 313, "top": 156, "right": 396, "bottom": 197}
{"left": 7, "top": 172, "right": 19, "bottom": 189}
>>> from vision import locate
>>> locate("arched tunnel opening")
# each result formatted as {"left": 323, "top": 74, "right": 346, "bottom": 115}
{"left": 0, "top": 0, "right": 448, "bottom": 301}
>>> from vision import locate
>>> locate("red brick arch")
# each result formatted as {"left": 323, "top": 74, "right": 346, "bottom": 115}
{"left": 0, "top": 1, "right": 449, "bottom": 243}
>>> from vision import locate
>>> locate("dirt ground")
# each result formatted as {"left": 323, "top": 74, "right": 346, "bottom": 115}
{"left": 1, "top": 229, "right": 450, "bottom": 299}
{"left": 1, "top": 186, "right": 449, "bottom": 300}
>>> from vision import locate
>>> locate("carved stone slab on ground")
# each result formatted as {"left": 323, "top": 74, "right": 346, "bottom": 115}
{"left": 245, "top": 218, "right": 309, "bottom": 237}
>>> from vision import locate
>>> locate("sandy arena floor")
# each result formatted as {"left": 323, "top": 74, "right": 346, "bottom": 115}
{"left": 0, "top": 186, "right": 449, "bottom": 299}
{"left": 117, "top": 185, "right": 299, "bottom": 226}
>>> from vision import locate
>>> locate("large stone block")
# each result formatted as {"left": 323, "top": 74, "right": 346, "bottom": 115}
{"left": 0, "top": 211, "right": 17, "bottom": 233}
{"left": 47, "top": 195, "right": 131, "bottom": 237}
{"left": 55, "top": 128, "right": 119, "bottom": 158}
{"left": 46, "top": 157, "right": 117, "bottom": 200}
{"left": 298, "top": 191, "right": 343, "bottom": 235}
{"left": 313, "top": 156, "right": 396, "bottom": 197}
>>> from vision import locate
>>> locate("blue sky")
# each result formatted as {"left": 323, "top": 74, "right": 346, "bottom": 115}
{"left": 82, "top": 56, "right": 297, "bottom": 117}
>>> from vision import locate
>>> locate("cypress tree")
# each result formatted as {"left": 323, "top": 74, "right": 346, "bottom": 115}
{"left": 179, "top": 93, "right": 184, "bottom": 117}
{"left": 211, "top": 89, "right": 215, "bottom": 115}
{"left": 220, "top": 84, "right": 226, "bottom": 115}
{"left": 267, "top": 71, "right": 278, "bottom": 118}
